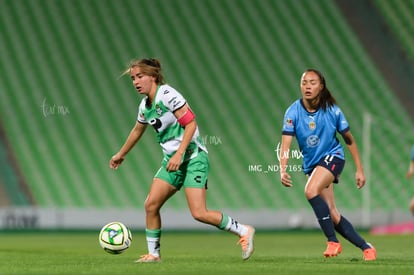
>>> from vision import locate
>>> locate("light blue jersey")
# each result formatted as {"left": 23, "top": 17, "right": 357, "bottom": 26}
{"left": 282, "top": 99, "right": 350, "bottom": 174}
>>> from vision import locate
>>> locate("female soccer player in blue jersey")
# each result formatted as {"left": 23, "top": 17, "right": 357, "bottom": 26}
{"left": 279, "top": 69, "right": 376, "bottom": 261}
{"left": 109, "top": 58, "right": 254, "bottom": 263}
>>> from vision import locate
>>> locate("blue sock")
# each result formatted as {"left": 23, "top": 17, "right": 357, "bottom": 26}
{"left": 308, "top": 195, "right": 338, "bottom": 242}
{"left": 335, "top": 216, "right": 370, "bottom": 250}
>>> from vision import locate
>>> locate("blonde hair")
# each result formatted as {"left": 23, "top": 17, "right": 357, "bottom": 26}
{"left": 122, "top": 58, "right": 165, "bottom": 84}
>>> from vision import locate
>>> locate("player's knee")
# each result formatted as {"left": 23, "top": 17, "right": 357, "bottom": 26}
{"left": 190, "top": 210, "right": 208, "bottom": 223}
{"left": 144, "top": 199, "right": 161, "bottom": 214}
{"left": 304, "top": 188, "right": 318, "bottom": 200}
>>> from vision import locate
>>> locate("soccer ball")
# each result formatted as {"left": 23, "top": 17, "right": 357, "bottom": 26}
{"left": 99, "top": 222, "right": 132, "bottom": 254}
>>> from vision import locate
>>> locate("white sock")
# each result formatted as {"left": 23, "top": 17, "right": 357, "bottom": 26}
{"left": 146, "top": 237, "right": 160, "bottom": 257}
{"left": 225, "top": 217, "right": 248, "bottom": 236}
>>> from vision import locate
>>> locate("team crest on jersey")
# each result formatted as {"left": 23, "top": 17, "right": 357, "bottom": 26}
{"left": 309, "top": 121, "right": 316, "bottom": 130}
{"left": 155, "top": 104, "right": 162, "bottom": 116}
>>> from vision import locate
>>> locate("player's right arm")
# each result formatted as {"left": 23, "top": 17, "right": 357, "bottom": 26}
{"left": 280, "top": 104, "right": 296, "bottom": 187}
{"left": 407, "top": 146, "right": 414, "bottom": 179}
{"left": 279, "top": 134, "right": 293, "bottom": 187}
{"left": 109, "top": 121, "right": 147, "bottom": 169}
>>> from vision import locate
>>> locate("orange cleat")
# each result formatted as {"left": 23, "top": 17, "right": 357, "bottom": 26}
{"left": 135, "top": 254, "right": 161, "bottom": 263}
{"left": 237, "top": 225, "right": 255, "bottom": 260}
{"left": 323, "top": 241, "right": 342, "bottom": 258}
{"left": 363, "top": 243, "right": 376, "bottom": 261}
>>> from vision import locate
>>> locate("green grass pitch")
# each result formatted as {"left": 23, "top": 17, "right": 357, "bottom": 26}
{"left": 1, "top": 230, "right": 413, "bottom": 274}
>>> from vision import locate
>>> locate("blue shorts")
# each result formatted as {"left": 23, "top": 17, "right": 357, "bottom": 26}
{"left": 308, "top": 155, "right": 345, "bottom": 183}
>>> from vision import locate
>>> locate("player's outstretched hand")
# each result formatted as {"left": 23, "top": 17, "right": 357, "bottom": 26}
{"left": 109, "top": 154, "right": 125, "bottom": 170}
{"left": 355, "top": 170, "right": 366, "bottom": 189}
{"left": 280, "top": 171, "right": 293, "bottom": 187}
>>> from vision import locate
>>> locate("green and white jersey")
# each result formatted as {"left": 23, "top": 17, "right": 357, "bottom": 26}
{"left": 137, "top": 84, "right": 207, "bottom": 160}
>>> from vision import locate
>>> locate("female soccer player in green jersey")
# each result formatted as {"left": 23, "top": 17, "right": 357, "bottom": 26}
{"left": 109, "top": 58, "right": 255, "bottom": 263}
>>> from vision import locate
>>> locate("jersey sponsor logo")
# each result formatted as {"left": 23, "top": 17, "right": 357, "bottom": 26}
{"left": 144, "top": 111, "right": 177, "bottom": 134}
{"left": 149, "top": 118, "right": 162, "bottom": 132}
{"left": 168, "top": 96, "right": 177, "bottom": 105}
{"left": 173, "top": 100, "right": 183, "bottom": 109}
{"left": 170, "top": 97, "right": 183, "bottom": 109}
{"left": 306, "top": 135, "right": 320, "bottom": 148}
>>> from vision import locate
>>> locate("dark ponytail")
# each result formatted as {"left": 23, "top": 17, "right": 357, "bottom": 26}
{"left": 306, "top": 69, "right": 336, "bottom": 111}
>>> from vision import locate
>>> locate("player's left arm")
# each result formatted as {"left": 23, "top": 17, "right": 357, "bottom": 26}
{"left": 407, "top": 161, "right": 414, "bottom": 179}
{"left": 341, "top": 130, "right": 366, "bottom": 189}
{"left": 166, "top": 103, "right": 197, "bottom": 171}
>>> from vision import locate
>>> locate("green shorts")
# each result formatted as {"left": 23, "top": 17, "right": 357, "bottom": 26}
{"left": 154, "top": 150, "right": 209, "bottom": 190}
